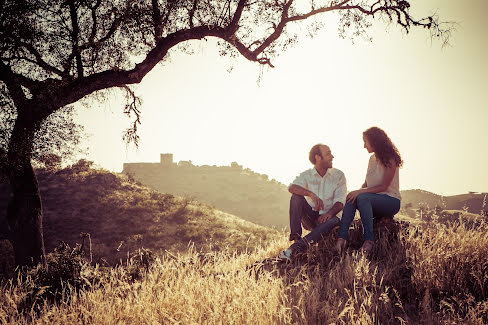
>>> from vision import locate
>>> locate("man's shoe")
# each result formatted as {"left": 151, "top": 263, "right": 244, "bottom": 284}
{"left": 278, "top": 248, "right": 293, "bottom": 262}
{"left": 289, "top": 234, "right": 301, "bottom": 242}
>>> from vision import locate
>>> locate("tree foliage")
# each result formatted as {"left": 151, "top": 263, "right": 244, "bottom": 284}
{"left": 0, "top": 101, "right": 86, "bottom": 175}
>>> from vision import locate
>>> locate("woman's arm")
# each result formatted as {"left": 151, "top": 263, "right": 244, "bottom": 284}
{"left": 346, "top": 164, "right": 396, "bottom": 202}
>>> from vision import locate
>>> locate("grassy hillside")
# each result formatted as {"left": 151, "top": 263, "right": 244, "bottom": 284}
{"left": 123, "top": 163, "right": 292, "bottom": 228}
{"left": 0, "top": 163, "right": 281, "bottom": 264}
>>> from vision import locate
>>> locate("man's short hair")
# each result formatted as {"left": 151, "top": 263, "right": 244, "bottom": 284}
{"left": 309, "top": 144, "right": 325, "bottom": 164}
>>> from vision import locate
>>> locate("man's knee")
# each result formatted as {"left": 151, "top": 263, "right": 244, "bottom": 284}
{"left": 290, "top": 194, "right": 307, "bottom": 207}
{"left": 316, "top": 216, "right": 340, "bottom": 234}
{"left": 327, "top": 216, "right": 340, "bottom": 230}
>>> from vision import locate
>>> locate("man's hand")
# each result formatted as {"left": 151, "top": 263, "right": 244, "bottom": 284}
{"left": 318, "top": 213, "right": 333, "bottom": 223}
{"left": 310, "top": 193, "right": 324, "bottom": 211}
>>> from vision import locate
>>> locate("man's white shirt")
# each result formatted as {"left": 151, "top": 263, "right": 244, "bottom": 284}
{"left": 290, "top": 167, "right": 347, "bottom": 217}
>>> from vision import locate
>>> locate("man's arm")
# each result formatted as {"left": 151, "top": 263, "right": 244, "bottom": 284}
{"left": 288, "top": 184, "right": 324, "bottom": 211}
{"left": 318, "top": 202, "right": 344, "bottom": 223}
{"left": 318, "top": 172, "right": 347, "bottom": 223}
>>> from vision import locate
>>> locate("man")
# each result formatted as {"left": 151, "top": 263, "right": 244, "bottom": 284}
{"left": 279, "top": 144, "right": 347, "bottom": 261}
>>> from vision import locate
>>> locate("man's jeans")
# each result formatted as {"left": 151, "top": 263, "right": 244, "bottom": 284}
{"left": 338, "top": 193, "right": 400, "bottom": 241}
{"left": 289, "top": 194, "right": 340, "bottom": 252}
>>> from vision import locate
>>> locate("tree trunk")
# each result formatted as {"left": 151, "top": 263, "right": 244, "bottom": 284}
{"left": 6, "top": 112, "right": 46, "bottom": 267}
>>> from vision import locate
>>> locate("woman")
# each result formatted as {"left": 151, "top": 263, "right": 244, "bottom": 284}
{"left": 335, "top": 127, "right": 402, "bottom": 254}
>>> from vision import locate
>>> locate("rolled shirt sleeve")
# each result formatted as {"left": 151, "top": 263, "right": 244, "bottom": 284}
{"left": 333, "top": 171, "right": 347, "bottom": 206}
{"left": 290, "top": 171, "right": 308, "bottom": 189}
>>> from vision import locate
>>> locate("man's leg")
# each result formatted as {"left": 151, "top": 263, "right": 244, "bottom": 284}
{"left": 356, "top": 193, "right": 401, "bottom": 241}
{"left": 290, "top": 216, "right": 340, "bottom": 252}
{"left": 289, "top": 194, "right": 318, "bottom": 239}
{"left": 337, "top": 202, "right": 358, "bottom": 240}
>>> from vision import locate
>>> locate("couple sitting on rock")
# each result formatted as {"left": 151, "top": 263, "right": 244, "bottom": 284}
{"left": 279, "top": 126, "right": 402, "bottom": 261}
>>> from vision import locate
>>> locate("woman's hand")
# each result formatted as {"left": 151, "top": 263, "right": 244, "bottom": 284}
{"left": 346, "top": 190, "right": 363, "bottom": 203}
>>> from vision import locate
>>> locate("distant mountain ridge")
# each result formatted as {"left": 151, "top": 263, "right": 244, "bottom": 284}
{"left": 401, "top": 189, "right": 487, "bottom": 214}
{"left": 123, "top": 155, "right": 487, "bottom": 228}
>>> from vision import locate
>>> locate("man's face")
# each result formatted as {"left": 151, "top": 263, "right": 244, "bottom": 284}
{"left": 317, "top": 145, "right": 334, "bottom": 169}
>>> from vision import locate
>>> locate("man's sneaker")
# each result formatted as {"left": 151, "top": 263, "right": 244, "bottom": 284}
{"left": 278, "top": 248, "right": 293, "bottom": 262}
{"left": 289, "top": 233, "right": 301, "bottom": 242}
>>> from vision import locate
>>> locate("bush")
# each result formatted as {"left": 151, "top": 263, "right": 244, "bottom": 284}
{"left": 17, "top": 242, "right": 93, "bottom": 313}
{"left": 70, "top": 159, "right": 94, "bottom": 171}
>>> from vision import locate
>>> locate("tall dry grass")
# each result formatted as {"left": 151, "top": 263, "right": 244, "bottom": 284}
{"left": 2, "top": 213, "right": 488, "bottom": 324}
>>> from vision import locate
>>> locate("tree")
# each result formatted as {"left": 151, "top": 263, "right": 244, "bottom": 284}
{"left": 1, "top": 97, "right": 87, "bottom": 173}
{"left": 0, "top": 0, "right": 451, "bottom": 266}
{"left": 0, "top": 89, "right": 86, "bottom": 266}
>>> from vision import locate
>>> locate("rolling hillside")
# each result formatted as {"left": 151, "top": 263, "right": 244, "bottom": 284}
{"left": 122, "top": 157, "right": 487, "bottom": 228}
{"left": 0, "top": 163, "right": 281, "bottom": 263}
{"left": 401, "top": 189, "right": 487, "bottom": 214}
{"left": 123, "top": 159, "right": 291, "bottom": 228}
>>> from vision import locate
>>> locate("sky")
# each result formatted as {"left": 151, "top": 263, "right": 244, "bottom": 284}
{"left": 74, "top": 0, "right": 488, "bottom": 196}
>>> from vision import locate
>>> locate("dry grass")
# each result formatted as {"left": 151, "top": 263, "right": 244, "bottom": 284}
{"left": 2, "top": 211, "right": 488, "bottom": 324}
{"left": 1, "top": 166, "right": 487, "bottom": 323}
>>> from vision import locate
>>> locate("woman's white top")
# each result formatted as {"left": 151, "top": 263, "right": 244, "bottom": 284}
{"left": 365, "top": 154, "right": 401, "bottom": 200}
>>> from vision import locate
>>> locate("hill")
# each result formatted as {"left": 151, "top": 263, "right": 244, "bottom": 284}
{"left": 0, "top": 162, "right": 280, "bottom": 263}
{"left": 122, "top": 155, "right": 487, "bottom": 228}
{"left": 123, "top": 155, "right": 291, "bottom": 229}
{"left": 401, "top": 189, "right": 487, "bottom": 214}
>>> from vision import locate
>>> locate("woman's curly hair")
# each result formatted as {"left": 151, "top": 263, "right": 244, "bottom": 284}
{"left": 364, "top": 127, "right": 403, "bottom": 168}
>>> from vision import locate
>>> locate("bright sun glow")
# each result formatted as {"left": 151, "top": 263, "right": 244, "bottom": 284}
{"left": 75, "top": 0, "right": 488, "bottom": 196}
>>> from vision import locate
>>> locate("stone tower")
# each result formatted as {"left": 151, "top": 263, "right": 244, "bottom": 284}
{"left": 160, "top": 153, "right": 173, "bottom": 166}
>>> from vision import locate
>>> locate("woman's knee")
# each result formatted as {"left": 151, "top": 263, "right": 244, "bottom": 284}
{"left": 356, "top": 193, "right": 371, "bottom": 207}
{"left": 344, "top": 201, "right": 356, "bottom": 210}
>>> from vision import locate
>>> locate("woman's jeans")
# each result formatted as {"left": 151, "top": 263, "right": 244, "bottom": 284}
{"left": 338, "top": 193, "right": 400, "bottom": 241}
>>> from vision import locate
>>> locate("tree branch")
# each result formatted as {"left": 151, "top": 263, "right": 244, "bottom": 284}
{"left": 87, "top": 0, "right": 102, "bottom": 44}
{"left": 251, "top": 0, "right": 293, "bottom": 57}
{"left": 21, "top": 43, "right": 65, "bottom": 77}
{"left": 0, "top": 60, "right": 27, "bottom": 107}
{"left": 68, "top": 0, "right": 84, "bottom": 78}
{"left": 286, "top": 0, "right": 351, "bottom": 22}
{"left": 51, "top": 26, "right": 228, "bottom": 108}
{"left": 79, "top": 16, "right": 121, "bottom": 50}
{"left": 188, "top": 0, "right": 198, "bottom": 28}
{"left": 120, "top": 85, "right": 141, "bottom": 147}
{"left": 151, "top": 0, "right": 163, "bottom": 41}
{"left": 227, "top": 0, "right": 247, "bottom": 35}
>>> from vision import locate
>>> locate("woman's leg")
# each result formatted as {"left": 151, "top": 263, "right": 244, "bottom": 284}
{"left": 356, "top": 193, "right": 401, "bottom": 241}
{"left": 338, "top": 202, "right": 358, "bottom": 240}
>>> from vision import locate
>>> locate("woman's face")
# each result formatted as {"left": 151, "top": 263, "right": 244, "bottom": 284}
{"left": 363, "top": 134, "right": 373, "bottom": 153}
